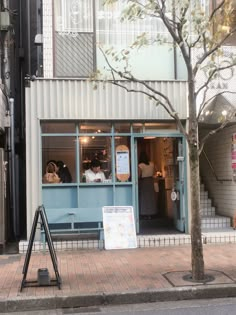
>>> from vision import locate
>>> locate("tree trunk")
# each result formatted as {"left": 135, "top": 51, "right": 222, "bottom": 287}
{"left": 189, "top": 143, "right": 205, "bottom": 280}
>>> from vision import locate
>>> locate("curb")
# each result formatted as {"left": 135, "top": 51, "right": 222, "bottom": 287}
{"left": 2, "top": 284, "right": 236, "bottom": 313}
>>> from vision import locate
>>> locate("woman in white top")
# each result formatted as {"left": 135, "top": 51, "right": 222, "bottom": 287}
{"left": 85, "top": 159, "right": 106, "bottom": 183}
{"left": 138, "top": 151, "right": 157, "bottom": 217}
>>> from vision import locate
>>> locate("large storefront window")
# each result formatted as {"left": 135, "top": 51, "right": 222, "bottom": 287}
{"left": 41, "top": 121, "right": 177, "bottom": 185}
{"left": 41, "top": 122, "right": 133, "bottom": 185}
{"left": 40, "top": 121, "right": 186, "bottom": 233}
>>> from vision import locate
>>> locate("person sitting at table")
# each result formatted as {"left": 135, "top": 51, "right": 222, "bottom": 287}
{"left": 56, "top": 160, "right": 72, "bottom": 183}
{"left": 85, "top": 159, "right": 106, "bottom": 183}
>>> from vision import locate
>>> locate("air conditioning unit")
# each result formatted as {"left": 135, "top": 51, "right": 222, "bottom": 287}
{"left": 0, "top": 12, "right": 10, "bottom": 31}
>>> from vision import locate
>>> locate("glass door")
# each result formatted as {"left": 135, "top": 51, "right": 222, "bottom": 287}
{"left": 134, "top": 138, "right": 140, "bottom": 233}
{"left": 173, "top": 138, "right": 186, "bottom": 232}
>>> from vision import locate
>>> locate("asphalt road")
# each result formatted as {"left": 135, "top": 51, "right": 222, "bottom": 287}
{"left": 2, "top": 298, "right": 236, "bottom": 314}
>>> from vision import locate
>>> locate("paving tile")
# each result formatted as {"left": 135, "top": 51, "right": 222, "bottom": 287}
{"left": 1, "top": 244, "right": 236, "bottom": 300}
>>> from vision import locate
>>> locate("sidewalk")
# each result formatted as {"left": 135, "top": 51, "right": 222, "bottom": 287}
{"left": 1, "top": 243, "right": 236, "bottom": 313}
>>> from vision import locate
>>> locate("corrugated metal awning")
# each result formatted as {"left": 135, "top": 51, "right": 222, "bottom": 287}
{"left": 26, "top": 79, "right": 188, "bottom": 121}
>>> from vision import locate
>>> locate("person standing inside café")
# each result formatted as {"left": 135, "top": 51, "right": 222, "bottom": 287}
{"left": 138, "top": 151, "right": 157, "bottom": 219}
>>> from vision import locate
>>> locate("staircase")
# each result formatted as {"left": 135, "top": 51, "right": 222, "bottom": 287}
{"left": 200, "top": 183, "right": 231, "bottom": 230}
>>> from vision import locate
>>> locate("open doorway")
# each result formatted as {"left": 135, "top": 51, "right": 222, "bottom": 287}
{"left": 137, "top": 137, "right": 185, "bottom": 235}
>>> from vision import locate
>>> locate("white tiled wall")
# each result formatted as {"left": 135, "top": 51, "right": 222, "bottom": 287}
{"left": 43, "top": 0, "right": 53, "bottom": 78}
{"left": 200, "top": 125, "right": 236, "bottom": 220}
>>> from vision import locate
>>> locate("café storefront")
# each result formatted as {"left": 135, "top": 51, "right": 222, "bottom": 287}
{"left": 24, "top": 79, "right": 189, "bottom": 242}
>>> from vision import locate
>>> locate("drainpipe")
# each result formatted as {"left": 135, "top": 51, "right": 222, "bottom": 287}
{"left": 2, "top": 0, "right": 10, "bottom": 95}
{"left": 26, "top": 0, "right": 31, "bottom": 75}
{"left": 172, "top": 0, "right": 177, "bottom": 80}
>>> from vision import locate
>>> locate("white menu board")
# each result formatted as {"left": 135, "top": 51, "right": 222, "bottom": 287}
{"left": 102, "top": 206, "right": 137, "bottom": 250}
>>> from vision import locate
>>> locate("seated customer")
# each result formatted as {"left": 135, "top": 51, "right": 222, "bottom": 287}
{"left": 85, "top": 159, "right": 106, "bottom": 183}
{"left": 56, "top": 160, "right": 72, "bottom": 183}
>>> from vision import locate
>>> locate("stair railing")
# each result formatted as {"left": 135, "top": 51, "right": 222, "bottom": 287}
{"left": 202, "top": 149, "right": 232, "bottom": 182}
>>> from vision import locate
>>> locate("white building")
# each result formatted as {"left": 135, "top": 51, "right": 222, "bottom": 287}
{"left": 22, "top": 0, "right": 236, "bottom": 248}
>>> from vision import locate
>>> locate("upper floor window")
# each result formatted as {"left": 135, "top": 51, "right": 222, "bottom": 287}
{"left": 211, "top": 0, "right": 236, "bottom": 46}
{"left": 53, "top": 0, "right": 95, "bottom": 77}
{"left": 96, "top": 0, "right": 171, "bottom": 46}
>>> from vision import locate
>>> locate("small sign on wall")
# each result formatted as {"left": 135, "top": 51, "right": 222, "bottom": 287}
{"left": 102, "top": 206, "right": 137, "bottom": 250}
{"left": 232, "top": 133, "right": 236, "bottom": 169}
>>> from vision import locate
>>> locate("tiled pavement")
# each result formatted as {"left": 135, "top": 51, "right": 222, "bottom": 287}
{"left": 1, "top": 244, "right": 236, "bottom": 312}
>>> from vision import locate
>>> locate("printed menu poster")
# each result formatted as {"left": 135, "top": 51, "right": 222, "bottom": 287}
{"left": 102, "top": 206, "right": 137, "bottom": 250}
{"left": 116, "top": 151, "right": 129, "bottom": 174}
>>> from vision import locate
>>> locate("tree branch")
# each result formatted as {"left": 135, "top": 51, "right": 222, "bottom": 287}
{"left": 193, "top": 26, "right": 236, "bottom": 76}
{"left": 196, "top": 62, "right": 236, "bottom": 96}
{"left": 209, "top": 0, "right": 225, "bottom": 22}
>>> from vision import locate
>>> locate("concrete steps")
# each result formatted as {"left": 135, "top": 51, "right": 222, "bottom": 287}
{"left": 200, "top": 184, "right": 231, "bottom": 230}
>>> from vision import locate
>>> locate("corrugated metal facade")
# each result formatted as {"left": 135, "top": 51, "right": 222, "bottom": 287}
{"left": 27, "top": 79, "right": 188, "bottom": 120}
{"left": 25, "top": 79, "right": 188, "bottom": 236}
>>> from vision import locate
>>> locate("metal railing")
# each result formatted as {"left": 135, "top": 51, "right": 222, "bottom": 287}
{"left": 202, "top": 149, "right": 232, "bottom": 182}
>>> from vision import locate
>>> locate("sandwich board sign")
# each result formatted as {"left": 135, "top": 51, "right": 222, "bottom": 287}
{"left": 102, "top": 206, "right": 137, "bottom": 250}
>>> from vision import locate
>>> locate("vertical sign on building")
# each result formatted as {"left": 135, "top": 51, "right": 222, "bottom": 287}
{"left": 232, "top": 134, "right": 236, "bottom": 181}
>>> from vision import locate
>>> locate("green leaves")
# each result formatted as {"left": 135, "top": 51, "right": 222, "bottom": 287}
{"left": 131, "top": 32, "right": 149, "bottom": 49}
{"left": 103, "top": 0, "right": 118, "bottom": 5}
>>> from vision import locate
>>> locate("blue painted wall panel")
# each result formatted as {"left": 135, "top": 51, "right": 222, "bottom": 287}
{"left": 78, "top": 186, "right": 113, "bottom": 207}
{"left": 43, "top": 187, "right": 77, "bottom": 208}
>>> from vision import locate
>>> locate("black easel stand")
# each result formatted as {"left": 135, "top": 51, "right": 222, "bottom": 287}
{"left": 20, "top": 205, "right": 61, "bottom": 291}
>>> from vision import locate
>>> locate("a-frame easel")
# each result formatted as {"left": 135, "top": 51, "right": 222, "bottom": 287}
{"left": 20, "top": 205, "right": 61, "bottom": 291}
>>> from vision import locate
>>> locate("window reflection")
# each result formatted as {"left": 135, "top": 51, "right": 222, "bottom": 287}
{"left": 79, "top": 122, "right": 111, "bottom": 133}
{"left": 144, "top": 122, "right": 177, "bottom": 130}
{"left": 41, "top": 122, "right": 75, "bottom": 133}
{"left": 133, "top": 123, "right": 143, "bottom": 133}
{"left": 114, "top": 123, "right": 130, "bottom": 133}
